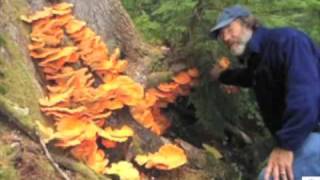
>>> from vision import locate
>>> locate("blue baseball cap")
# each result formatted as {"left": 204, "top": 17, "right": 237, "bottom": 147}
{"left": 210, "top": 5, "right": 251, "bottom": 39}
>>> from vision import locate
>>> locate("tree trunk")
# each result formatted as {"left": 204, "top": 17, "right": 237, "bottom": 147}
{"left": 0, "top": 0, "right": 239, "bottom": 179}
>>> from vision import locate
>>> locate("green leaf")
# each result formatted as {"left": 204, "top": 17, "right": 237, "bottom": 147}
{"left": 202, "top": 143, "right": 223, "bottom": 159}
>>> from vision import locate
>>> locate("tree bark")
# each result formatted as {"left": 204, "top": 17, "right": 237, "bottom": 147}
{"left": 0, "top": 0, "right": 239, "bottom": 179}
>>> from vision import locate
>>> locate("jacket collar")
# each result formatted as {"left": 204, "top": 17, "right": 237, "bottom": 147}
{"left": 238, "top": 26, "right": 269, "bottom": 64}
{"left": 247, "top": 26, "right": 269, "bottom": 54}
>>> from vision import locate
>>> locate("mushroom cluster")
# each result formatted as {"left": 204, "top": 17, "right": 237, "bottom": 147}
{"left": 131, "top": 68, "right": 199, "bottom": 135}
{"left": 21, "top": 2, "right": 195, "bottom": 177}
{"left": 135, "top": 144, "right": 187, "bottom": 170}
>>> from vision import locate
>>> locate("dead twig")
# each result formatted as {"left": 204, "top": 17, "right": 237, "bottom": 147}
{"left": 39, "top": 136, "right": 71, "bottom": 180}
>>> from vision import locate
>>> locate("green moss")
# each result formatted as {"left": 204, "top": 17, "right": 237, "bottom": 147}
{"left": 35, "top": 158, "right": 60, "bottom": 179}
{"left": 0, "top": 36, "right": 6, "bottom": 47}
{"left": 0, "top": 85, "right": 7, "bottom": 95}
{"left": 0, "top": 32, "right": 45, "bottom": 137}
{"left": 148, "top": 57, "right": 168, "bottom": 72}
{"left": 130, "top": 135, "right": 145, "bottom": 155}
{"left": 146, "top": 71, "right": 173, "bottom": 87}
{"left": 0, "top": 142, "right": 20, "bottom": 180}
{"left": 0, "top": 166, "right": 19, "bottom": 180}
{"left": 0, "top": 0, "right": 47, "bottom": 134}
{"left": 53, "top": 153, "right": 111, "bottom": 180}
{"left": 204, "top": 154, "right": 240, "bottom": 179}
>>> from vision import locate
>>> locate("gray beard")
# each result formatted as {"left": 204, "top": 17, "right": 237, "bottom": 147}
{"left": 230, "top": 30, "right": 252, "bottom": 56}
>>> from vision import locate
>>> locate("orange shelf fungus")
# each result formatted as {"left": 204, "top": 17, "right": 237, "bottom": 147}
{"left": 158, "top": 82, "right": 179, "bottom": 93}
{"left": 173, "top": 71, "right": 192, "bottom": 85}
{"left": 101, "top": 139, "right": 117, "bottom": 149}
{"left": 187, "top": 67, "right": 200, "bottom": 78}
{"left": 71, "top": 139, "right": 109, "bottom": 173}
{"left": 65, "top": 19, "right": 87, "bottom": 34}
{"left": 69, "top": 27, "right": 96, "bottom": 43}
{"left": 52, "top": 7, "right": 73, "bottom": 16}
{"left": 135, "top": 144, "right": 187, "bottom": 170}
{"left": 130, "top": 68, "right": 199, "bottom": 135}
{"left": 29, "top": 47, "right": 60, "bottom": 59}
{"left": 35, "top": 121, "right": 55, "bottom": 143}
{"left": 39, "top": 87, "right": 74, "bottom": 107}
{"left": 98, "top": 125, "right": 134, "bottom": 143}
{"left": 218, "top": 56, "right": 231, "bottom": 70}
{"left": 40, "top": 46, "right": 78, "bottom": 63}
{"left": 20, "top": 7, "right": 53, "bottom": 23}
{"left": 22, "top": 2, "right": 191, "bottom": 175}
{"left": 105, "top": 161, "right": 140, "bottom": 180}
{"left": 52, "top": 2, "right": 74, "bottom": 11}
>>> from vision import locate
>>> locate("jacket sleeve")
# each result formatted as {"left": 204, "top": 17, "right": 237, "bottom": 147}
{"left": 275, "top": 35, "right": 320, "bottom": 151}
{"left": 218, "top": 67, "right": 253, "bottom": 87}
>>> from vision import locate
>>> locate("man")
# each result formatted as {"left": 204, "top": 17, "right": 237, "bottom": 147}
{"left": 209, "top": 5, "right": 320, "bottom": 180}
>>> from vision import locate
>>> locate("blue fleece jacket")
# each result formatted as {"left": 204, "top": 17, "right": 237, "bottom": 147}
{"left": 219, "top": 26, "right": 320, "bottom": 151}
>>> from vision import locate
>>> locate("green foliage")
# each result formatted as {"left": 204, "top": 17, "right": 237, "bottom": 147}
{"left": 133, "top": 12, "right": 162, "bottom": 44}
{"left": 123, "top": 0, "right": 198, "bottom": 45}
{"left": 147, "top": 53, "right": 169, "bottom": 72}
{"left": 123, "top": 0, "right": 320, "bottom": 52}
{"left": 189, "top": 80, "right": 225, "bottom": 137}
{"left": 248, "top": 0, "right": 320, "bottom": 43}
{"left": 188, "top": 57, "right": 245, "bottom": 137}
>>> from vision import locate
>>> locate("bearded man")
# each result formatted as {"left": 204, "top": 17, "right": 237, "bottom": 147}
{"left": 210, "top": 5, "right": 320, "bottom": 180}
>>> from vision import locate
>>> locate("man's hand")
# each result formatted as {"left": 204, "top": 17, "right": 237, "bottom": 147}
{"left": 210, "top": 60, "right": 240, "bottom": 94}
{"left": 210, "top": 57, "right": 231, "bottom": 81}
{"left": 210, "top": 64, "right": 224, "bottom": 81}
{"left": 264, "top": 147, "right": 294, "bottom": 180}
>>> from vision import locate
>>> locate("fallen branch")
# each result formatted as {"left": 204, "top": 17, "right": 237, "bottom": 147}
{"left": 52, "top": 153, "right": 111, "bottom": 180}
{"left": 39, "top": 137, "right": 70, "bottom": 180}
{"left": 225, "top": 122, "right": 253, "bottom": 144}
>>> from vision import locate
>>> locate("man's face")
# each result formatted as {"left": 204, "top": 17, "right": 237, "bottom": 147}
{"left": 218, "top": 19, "right": 252, "bottom": 56}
